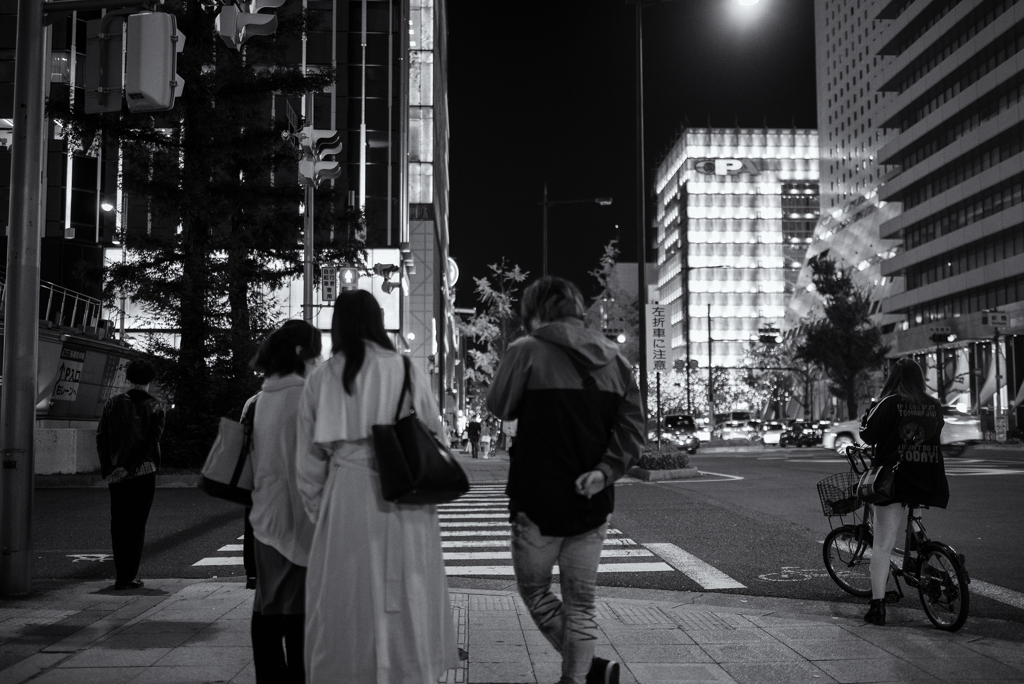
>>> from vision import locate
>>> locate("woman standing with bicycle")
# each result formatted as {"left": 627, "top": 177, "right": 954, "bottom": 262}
{"left": 859, "top": 357, "right": 949, "bottom": 626}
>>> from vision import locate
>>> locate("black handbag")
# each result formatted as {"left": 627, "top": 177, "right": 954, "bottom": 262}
{"left": 857, "top": 459, "right": 898, "bottom": 504}
{"left": 372, "top": 356, "right": 470, "bottom": 505}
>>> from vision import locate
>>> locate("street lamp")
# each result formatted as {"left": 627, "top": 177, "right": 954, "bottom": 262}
{"left": 539, "top": 183, "right": 612, "bottom": 277}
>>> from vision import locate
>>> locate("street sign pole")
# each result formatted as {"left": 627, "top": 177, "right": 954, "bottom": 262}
{"left": 1, "top": 0, "right": 48, "bottom": 596}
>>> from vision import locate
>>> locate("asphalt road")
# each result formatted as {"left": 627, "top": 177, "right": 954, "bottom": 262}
{"left": 29, "top": 447, "right": 1024, "bottom": 626}
{"left": 610, "top": 447, "right": 1024, "bottom": 623}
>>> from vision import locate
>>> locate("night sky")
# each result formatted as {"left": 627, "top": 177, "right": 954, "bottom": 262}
{"left": 446, "top": 0, "right": 818, "bottom": 305}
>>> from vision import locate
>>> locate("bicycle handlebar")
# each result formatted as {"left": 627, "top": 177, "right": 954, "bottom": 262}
{"left": 838, "top": 443, "right": 872, "bottom": 475}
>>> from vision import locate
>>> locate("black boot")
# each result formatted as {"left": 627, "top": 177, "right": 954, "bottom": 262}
{"left": 864, "top": 598, "right": 886, "bottom": 626}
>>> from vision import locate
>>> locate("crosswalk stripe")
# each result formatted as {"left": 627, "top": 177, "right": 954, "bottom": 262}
{"left": 438, "top": 513, "right": 506, "bottom": 519}
{"left": 446, "top": 562, "right": 674, "bottom": 576}
{"left": 443, "top": 549, "right": 654, "bottom": 561}
{"left": 441, "top": 538, "right": 637, "bottom": 548}
{"left": 441, "top": 530, "right": 510, "bottom": 537}
{"left": 218, "top": 544, "right": 243, "bottom": 552}
{"left": 440, "top": 521, "right": 509, "bottom": 527}
{"left": 193, "top": 557, "right": 244, "bottom": 566}
{"left": 643, "top": 543, "right": 745, "bottom": 589}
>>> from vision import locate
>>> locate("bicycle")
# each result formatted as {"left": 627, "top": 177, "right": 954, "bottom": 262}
{"left": 817, "top": 444, "right": 971, "bottom": 632}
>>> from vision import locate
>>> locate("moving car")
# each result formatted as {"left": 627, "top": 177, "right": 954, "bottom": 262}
{"left": 822, "top": 407, "right": 982, "bottom": 452}
{"left": 760, "top": 421, "right": 785, "bottom": 445}
{"left": 660, "top": 413, "right": 700, "bottom": 454}
{"left": 713, "top": 420, "right": 755, "bottom": 441}
{"left": 778, "top": 420, "right": 820, "bottom": 447}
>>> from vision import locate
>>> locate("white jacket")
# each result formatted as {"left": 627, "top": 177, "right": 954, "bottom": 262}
{"left": 248, "top": 373, "right": 315, "bottom": 567}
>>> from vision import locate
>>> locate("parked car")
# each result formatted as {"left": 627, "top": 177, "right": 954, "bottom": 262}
{"left": 822, "top": 407, "right": 982, "bottom": 452}
{"left": 659, "top": 413, "right": 700, "bottom": 454}
{"left": 760, "top": 421, "right": 785, "bottom": 445}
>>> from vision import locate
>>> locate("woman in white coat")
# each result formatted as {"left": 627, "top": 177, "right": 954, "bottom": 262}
{"left": 247, "top": 319, "right": 321, "bottom": 683}
{"left": 296, "top": 290, "right": 459, "bottom": 684}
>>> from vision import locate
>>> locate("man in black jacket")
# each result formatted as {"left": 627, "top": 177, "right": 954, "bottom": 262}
{"left": 96, "top": 359, "right": 165, "bottom": 590}
{"left": 487, "top": 277, "right": 644, "bottom": 684}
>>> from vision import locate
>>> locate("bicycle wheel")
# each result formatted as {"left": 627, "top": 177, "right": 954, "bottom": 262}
{"left": 823, "top": 525, "right": 873, "bottom": 597}
{"left": 917, "top": 546, "right": 969, "bottom": 632}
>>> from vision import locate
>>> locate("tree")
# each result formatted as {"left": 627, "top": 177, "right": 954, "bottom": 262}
{"left": 584, "top": 240, "right": 639, "bottom": 363}
{"left": 459, "top": 260, "right": 528, "bottom": 416}
{"left": 50, "top": 3, "right": 364, "bottom": 465}
{"left": 742, "top": 330, "right": 819, "bottom": 420}
{"left": 795, "top": 256, "right": 890, "bottom": 420}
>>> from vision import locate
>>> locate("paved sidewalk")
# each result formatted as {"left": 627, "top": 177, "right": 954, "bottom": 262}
{"left": 2, "top": 452, "right": 1022, "bottom": 683}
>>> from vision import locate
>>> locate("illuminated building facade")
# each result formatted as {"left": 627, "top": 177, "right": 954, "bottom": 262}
{"left": 653, "top": 128, "right": 819, "bottom": 372}
{"left": 788, "top": 0, "right": 903, "bottom": 337}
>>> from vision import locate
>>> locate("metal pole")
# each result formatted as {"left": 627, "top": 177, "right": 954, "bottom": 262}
{"left": 542, "top": 182, "right": 548, "bottom": 278}
{"left": 635, "top": 0, "right": 649, "bottom": 422}
{"left": 707, "top": 303, "right": 714, "bottom": 433}
{"left": 303, "top": 183, "right": 314, "bottom": 323}
{"left": 656, "top": 371, "right": 661, "bottom": 448}
{"left": 995, "top": 328, "right": 1004, "bottom": 441}
{"left": 1, "top": 0, "right": 48, "bottom": 596}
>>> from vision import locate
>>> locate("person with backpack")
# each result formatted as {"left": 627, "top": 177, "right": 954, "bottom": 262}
{"left": 96, "top": 359, "right": 165, "bottom": 590}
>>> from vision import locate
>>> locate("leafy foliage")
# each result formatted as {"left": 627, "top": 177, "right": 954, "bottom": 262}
{"left": 459, "top": 260, "right": 528, "bottom": 417}
{"left": 584, "top": 240, "right": 639, "bottom": 363}
{"left": 636, "top": 446, "right": 691, "bottom": 471}
{"left": 742, "top": 329, "right": 819, "bottom": 420}
{"left": 48, "top": 2, "right": 364, "bottom": 465}
{"left": 795, "top": 256, "right": 889, "bottom": 420}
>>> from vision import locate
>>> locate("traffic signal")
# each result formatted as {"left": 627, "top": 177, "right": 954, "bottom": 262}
{"left": 758, "top": 326, "right": 782, "bottom": 345}
{"left": 298, "top": 127, "right": 343, "bottom": 188}
{"left": 339, "top": 267, "right": 359, "bottom": 291}
{"left": 928, "top": 326, "right": 956, "bottom": 344}
{"left": 124, "top": 13, "right": 185, "bottom": 113}
{"left": 215, "top": 0, "right": 285, "bottom": 50}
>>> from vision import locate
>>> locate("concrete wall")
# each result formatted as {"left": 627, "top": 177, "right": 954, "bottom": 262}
{"left": 35, "top": 426, "right": 100, "bottom": 475}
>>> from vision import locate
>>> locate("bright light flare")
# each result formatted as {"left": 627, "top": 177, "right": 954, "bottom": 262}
{"left": 737, "top": 0, "right": 759, "bottom": 4}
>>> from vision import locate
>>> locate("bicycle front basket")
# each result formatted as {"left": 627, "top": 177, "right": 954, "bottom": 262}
{"left": 816, "top": 471, "right": 862, "bottom": 517}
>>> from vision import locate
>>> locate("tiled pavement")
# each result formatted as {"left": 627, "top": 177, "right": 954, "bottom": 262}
{"left": 2, "top": 453, "right": 1023, "bottom": 683}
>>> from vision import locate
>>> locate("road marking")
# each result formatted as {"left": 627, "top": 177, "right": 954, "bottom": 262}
{"left": 971, "top": 580, "right": 1024, "bottom": 610}
{"left": 443, "top": 549, "right": 655, "bottom": 561}
{"left": 193, "top": 557, "right": 244, "bottom": 566}
{"left": 440, "top": 521, "right": 509, "bottom": 527}
{"left": 67, "top": 554, "right": 112, "bottom": 563}
{"left": 643, "top": 543, "right": 746, "bottom": 589}
{"left": 658, "top": 470, "right": 744, "bottom": 482}
{"left": 442, "top": 538, "right": 637, "bottom": 548}
{"left": 438, "top": 513, "right": 506, "bottom": 519}
{"left": 218, "top": 544, "right": 243, "bottom": 552}
{"left": 445, "top": 562, "right": 674, "bottom": 576}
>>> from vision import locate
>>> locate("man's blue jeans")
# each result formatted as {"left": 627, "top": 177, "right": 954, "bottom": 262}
{"left": 510, "top": 512, "right": 608, "bottom": 684}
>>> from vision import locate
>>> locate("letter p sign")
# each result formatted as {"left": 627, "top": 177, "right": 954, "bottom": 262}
{"left": 715, "top": 159, "right": 744, "bottom": 175}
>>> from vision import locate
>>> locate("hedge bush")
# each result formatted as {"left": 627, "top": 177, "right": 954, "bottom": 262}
{"left": 635, "top": 447, "right": 691, "bottom": 471}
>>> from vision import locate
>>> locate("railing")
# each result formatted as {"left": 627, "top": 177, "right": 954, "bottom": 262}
{"left": 0, "top": 267, "right": 104, "bottom": 331}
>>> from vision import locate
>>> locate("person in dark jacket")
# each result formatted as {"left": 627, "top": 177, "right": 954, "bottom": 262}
{"left": 467, "top": 419, "right": 482, "bottom": 458}
{"left": 859, "top": 357, "right": 947, "bottom": 626}
{"left": 96, "top": 359, "right": 165, "bottom": 590}
{"left": 487, "top": 276, "right": 644, "bottom": 684}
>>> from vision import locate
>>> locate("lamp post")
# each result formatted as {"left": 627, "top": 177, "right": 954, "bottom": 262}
{"left": 540, "top": 183, "right": 612, "bottom": 277}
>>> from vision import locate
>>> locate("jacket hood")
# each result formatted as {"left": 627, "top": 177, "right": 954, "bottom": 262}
{"left": 531, "top": 319, "right": 621, "bottom": 370}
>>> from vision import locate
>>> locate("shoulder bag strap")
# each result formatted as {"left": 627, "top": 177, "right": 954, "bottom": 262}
{"left": 393, "top": 356, "right": 412, "bottom": 422}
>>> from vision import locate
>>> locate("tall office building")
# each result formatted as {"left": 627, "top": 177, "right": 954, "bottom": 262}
{"left": 875, "top": 0, "right": 1023, "bottom": 431}
{"left": 788, "top": 0, "right": 903, "bottom": 335}
{"left": 653, "top": 128, "right": 819, "bottom": 374}
{"left": 802, "top": 0, "right": 1024, "bottom": 432}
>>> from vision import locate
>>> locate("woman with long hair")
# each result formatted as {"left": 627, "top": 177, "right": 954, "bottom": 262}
{"left": 247, "top": 319, "right": 321, "bottom": 683}
{"left": 296, "top": 290, "right": 459, "bottom": 683}
{"left": 859, "top": 357, "right": 949, "bottom": 626}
